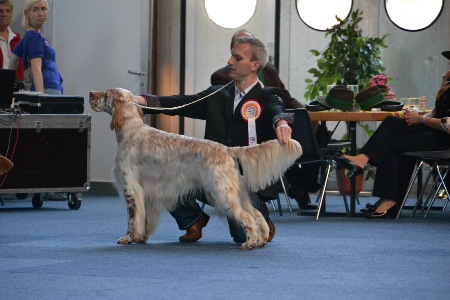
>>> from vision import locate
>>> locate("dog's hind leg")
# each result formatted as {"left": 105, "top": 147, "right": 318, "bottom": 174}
{"left": 251, "top": 207, "right": 270, "bottom": 246}
{"left": 143, "top": 195, "right": 160, "bottom": 241}
{"left": 215, "top": 190, "right": 260, "bottom": 250}
{"left": 117, "top": 183, "right": 147, "bottom": 244}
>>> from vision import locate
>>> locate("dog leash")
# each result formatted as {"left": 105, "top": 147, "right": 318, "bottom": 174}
{"left": 134, "top": 80, "right": 234, "bottom": 111}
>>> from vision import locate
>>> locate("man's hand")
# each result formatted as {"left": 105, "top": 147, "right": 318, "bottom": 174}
{"left": 133, "top": 96, "right": 146, "bottom": 105}
{"left": 275, "top": 120, "right": 292, "bottom": 144}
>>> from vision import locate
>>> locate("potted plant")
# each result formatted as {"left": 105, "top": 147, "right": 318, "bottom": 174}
{"left": 304, "top": 10, "right": 389, "bottom": 101}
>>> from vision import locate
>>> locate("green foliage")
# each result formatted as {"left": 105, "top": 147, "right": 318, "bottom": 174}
{"left": 304, "top": 10, "right": 389, "bottom": 101}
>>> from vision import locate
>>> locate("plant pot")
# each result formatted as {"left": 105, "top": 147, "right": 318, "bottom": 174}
{"left": 337, "top": 168, "right": 363, "bottom": 195}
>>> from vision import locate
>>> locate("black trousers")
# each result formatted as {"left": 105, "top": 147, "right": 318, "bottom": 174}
{"left": 360, "top": 116, "right": 450, "bottom": 203}
{"left": 170, "top": 191, "right": 270, "bottom": 243}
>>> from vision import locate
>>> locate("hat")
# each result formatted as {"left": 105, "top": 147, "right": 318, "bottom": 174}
{"left": 356, "top": 86, "right": 404, "bottom": 111}
{"left": 372, "top": 100, "right": 404, "bottom": 111}
{"left": 316, "top": 85, "right": 359, "bottom": 112}
{"left": 355, "top": 86, "right": 385, "bottom": 110}
{"left": 305, "top": 97, "right": 330, "bottom": 112}
{"left": 442, "top": 51, "right": 450, "bottom": 60}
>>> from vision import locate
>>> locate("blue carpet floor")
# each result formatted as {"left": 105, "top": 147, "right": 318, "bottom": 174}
{"left": 1, "top": 191, "right": 449, "bottom": 300}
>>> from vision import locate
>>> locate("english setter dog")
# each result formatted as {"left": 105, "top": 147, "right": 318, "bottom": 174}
{"left": 89, "top": 88, "right": 302, "bottom": 250}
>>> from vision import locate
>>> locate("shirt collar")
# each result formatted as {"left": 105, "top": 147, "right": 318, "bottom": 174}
{"left": 234, "top": 79, "right": 264, "bottom": 97}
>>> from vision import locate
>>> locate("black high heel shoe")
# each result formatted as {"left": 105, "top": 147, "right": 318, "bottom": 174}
{"left": 360, "top": 199, "right": 382, "bottom": 214}
{"left": 336, "top": 157, "right": 364, "bottom": 179}
{"left": 366, "top": 204, "right": 398, "bottom": 219}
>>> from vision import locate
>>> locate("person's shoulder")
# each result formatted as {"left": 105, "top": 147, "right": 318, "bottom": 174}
{"left": 262, "top": 86, "right": 283, "bottom": 96}
{"left": 24, "top": 30, "right": 39, "bottom": 37}
{"left": 211, "top": 65, "right": 230, "bottom": 85}
{"left": 22, "top": 30, "right": 39, "bottom": 42}
{"left": 263, "top": 62, "right": 279, "bottom": 74}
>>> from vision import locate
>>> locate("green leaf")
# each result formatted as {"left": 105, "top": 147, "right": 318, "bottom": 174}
{"left": 303, "top": 9, "right": 389, "bottom": 101}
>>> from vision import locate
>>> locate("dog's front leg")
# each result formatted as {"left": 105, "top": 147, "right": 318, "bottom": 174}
{"left": 117, "top": 182, "right": 147, "bottom": 244}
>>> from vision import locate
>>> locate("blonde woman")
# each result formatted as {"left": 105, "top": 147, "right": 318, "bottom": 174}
{"left": 9, "top": 0, "right": 62, "bottom": 94}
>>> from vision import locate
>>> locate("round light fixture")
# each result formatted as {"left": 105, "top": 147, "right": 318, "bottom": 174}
{"left": 296, "top": 0, "right": 353, "bottom": 31}
{"left": 205, "top": 0, "right": 257, "bottom": 29}
{"left": 385, "top": 0, "right": 444, "bottom": 31}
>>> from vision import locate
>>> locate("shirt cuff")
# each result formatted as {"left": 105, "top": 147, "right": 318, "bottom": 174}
{"left": 142, "top": 94, "right": 161, "bottom": 107}
{"left": 272, "top": 112, "right": 294, "bottom": 129}
{"left": 441, "top": 117, "right": 450, "bottom": 134}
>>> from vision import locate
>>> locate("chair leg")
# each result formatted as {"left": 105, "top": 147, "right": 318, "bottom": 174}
{"left": 276, "top": 194, "right": 283, "bottom": 216}
{"left": 415, "top": 166, "right": 436, "bottom": 215}
{"left": 270, "top": 200, "right": 276, "bottom": 211}
{"left": 425, "top": 165, "right": 449, "bottom": 217}
{"left": 441, "top": 169, "right": 450, "bottom": 211}
{"left": 396, "top": 160, "right": 424, "bottom": 220}
{"left": 279, "top": 176, "right": 293, "bottom": 212}
{"left": 335, "top": 164, "right": 350, "bottom": 216}
{"left": 421, "top": 173, "right": 441, "bottom": 215}
{"left": 316, "top": 162, "right": 331, "bottom": 220}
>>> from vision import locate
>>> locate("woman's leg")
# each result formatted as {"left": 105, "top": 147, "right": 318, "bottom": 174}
{"left": 343, "top": 116, "right": 415, "bottom": 169}
{"left": 372, "top": 129, "right": 450, "bottom": 206}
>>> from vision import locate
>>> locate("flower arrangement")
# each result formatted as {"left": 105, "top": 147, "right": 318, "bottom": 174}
{"left": 369, "top": 74, "right": 396, "bottom": 100}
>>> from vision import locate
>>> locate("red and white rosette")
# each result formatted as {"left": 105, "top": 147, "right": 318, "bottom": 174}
{"left": 240, "top": 99, "right": 262, "bottom": 146}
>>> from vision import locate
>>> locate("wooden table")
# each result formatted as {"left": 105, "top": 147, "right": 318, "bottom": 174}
{"left": 308, "top": 111, "right": 404, "bottom": 122}
{"left": 307, "top": 110, "right": 404, "bottom": 216}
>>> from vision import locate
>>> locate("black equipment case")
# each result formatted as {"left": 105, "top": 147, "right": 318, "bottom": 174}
{"left": 14, "top": 92, "right": 84, "bottom": 114}
{"left": 0, "top": 114, "right": 91, "bottom": 195}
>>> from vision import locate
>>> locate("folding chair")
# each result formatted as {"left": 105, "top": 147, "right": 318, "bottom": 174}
{"left": 287, "top": 108, "right": 350, "bottom": 220}
{"left": 396, "top": 148, "right": 450, "bottom": 220}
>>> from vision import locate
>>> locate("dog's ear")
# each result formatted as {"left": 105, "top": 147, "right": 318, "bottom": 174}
{"left": 110, "top": 101, "right": 124, "bottom": 129}
{"left": 110, "top": 95, "right": 125, "bottom": 130}
{"left": 137, "top": 105, "right": 144, "bottom": 122}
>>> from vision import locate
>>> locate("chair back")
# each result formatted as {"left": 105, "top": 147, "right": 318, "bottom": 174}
{"left": 287, "top": 108, "right": 322, "bottom": 161}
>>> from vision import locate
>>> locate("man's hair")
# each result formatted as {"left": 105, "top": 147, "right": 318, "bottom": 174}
{"left": 230, "top": 29, "right": 253, "bottom": 50}
{"left": 22, "top": 0, "right": 49, "bottom": 27}
{"left": 234, "top": 36, "right": 268, "bottom": 71}
{"left": 0, "top": 0, "right": 13, "bottom": 9}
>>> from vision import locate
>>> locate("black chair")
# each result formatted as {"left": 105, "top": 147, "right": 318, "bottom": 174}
{"left": 287, "top": 108, "right": 350, "bottom": 220}
{"left": 396, "top": 148, "right": 450, "bottom": 220}
{"left": 317, "top": 121, "right": 360, "bottom": 205}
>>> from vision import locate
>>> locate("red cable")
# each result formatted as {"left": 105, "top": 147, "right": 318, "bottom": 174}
{"left": 0, "top": 112, "right": 22, "bottom": 187}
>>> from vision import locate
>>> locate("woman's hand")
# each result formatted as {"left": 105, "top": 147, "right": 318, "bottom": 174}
{"left": 403, "top": 109, "right": 423, "bottom": 125}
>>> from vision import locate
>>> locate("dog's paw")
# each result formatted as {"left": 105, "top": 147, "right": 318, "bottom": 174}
{"left": 117, "top": 237, "right": 133, "bottom": 244}
{"left": 241, "top": 241, "right": 257, "bottom": 250}
{"left": 255, "top": 240, "right": 266, "bottom": 248}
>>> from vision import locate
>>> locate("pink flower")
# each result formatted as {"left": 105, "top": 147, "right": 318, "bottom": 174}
{"left": 369, "top": 74, "right": 396, "bottom": 99}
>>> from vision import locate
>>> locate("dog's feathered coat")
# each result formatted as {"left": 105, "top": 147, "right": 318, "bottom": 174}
{"left": 90, "top": 88, "right": 302, "bottom": 250}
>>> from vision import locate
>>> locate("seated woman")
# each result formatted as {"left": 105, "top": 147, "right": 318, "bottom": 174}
{"left": 338, "top": 51, "right": 450, "bottom": 219}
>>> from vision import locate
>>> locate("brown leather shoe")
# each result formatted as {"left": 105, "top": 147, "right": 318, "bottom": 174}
{"left": 267, "top": 219, "right": 275, "bottom": 242}
{"left": 179, "top": 213, "right": 210, "bottom": 242}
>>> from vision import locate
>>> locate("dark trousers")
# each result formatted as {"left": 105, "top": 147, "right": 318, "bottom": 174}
{"left": 170, "top": 191, "right": 270, "bottom": 243}
{"left": 360, "top": 116, "right": 450, "bottom": 203}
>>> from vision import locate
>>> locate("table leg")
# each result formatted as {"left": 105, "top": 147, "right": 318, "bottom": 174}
{"left": 350, "top": 121, "right": 356, "bottom": 215}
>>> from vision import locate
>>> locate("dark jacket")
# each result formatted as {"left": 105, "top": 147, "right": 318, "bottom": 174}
{"left": 144, "top": 82, "right": 291, "bottom": 147}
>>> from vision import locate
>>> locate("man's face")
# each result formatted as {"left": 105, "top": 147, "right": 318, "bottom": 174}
{"left": 227, "top": 43, "right": 259, "bottom": 81}
{"left": 0, "top": 3, "right": 13, "bottom": 30}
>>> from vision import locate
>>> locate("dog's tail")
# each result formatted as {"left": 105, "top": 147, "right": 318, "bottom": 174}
{"left": 230, "top": 139, "right": 302, "bottom": 192}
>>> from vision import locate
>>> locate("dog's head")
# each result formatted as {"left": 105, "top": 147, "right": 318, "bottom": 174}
{"left": 90, "top": 88, "right": 142, "bottom": 130}
{"left": 89, "top": 88, "right": 133, "bottom": 114}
